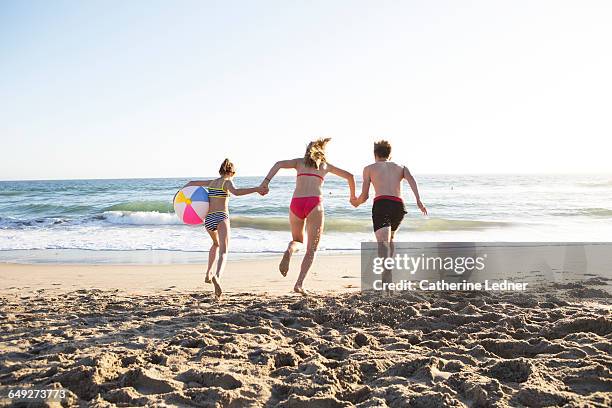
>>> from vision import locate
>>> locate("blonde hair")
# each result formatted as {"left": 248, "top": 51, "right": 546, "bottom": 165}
{"left": 304, "top": 138, "right": 331, "bottom": 169}
{"left": 219, "top": 158, "right": 236, "bottom": 176}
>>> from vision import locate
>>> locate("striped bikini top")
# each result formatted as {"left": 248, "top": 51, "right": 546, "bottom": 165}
{"left": 208, "top": 179, "right": 229, "bottom": 198}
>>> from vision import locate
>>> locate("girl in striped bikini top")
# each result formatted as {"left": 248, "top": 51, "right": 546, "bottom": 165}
{"left": 180, "top": 158, "right": 268, "bottom": 299}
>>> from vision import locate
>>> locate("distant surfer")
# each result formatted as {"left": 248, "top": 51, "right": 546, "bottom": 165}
{"left": 352, "top": 140, "right": 427, "bottom": 288}
{"left": 260, "top": 138, "right": 356, "bottom": 295}
{"left": 184, "top": 159, "right": 268, "bottom": 299}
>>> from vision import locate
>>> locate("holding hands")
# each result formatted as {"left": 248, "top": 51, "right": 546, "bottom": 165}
{"left": 350, "top": 193, "right": 367, "bottom": 208}
{"left": 257, "top": 185, "right": 269, "bottom": 196}
{"left": 258, "top": 178, "right": 270, "bottom": 196}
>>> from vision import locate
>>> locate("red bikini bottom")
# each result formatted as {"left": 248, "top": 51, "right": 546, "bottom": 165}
{"left": 290, "top": 196, "right": 322, "bottom": 219}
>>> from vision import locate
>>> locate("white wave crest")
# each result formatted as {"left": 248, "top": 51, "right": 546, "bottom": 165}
{"left": 102, "top": 211, "right": 183, "bottom": 225}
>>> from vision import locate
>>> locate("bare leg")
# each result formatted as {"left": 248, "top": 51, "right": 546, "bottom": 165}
{"left": 294, "top": 205, "right": 324, "bottom": 295}
{"left": 280, "top": 210, "right": 305, "bottom": 276}
{"left": 205, "top": 230, "right": 219, "bottom": 283}
{"left": 212, "top": 219, "right": 230, "bottom": 299}
{"left": 375, "top": 226, "right": 392, "bottom": 294}
{"left": 388, "top": 229, "right": 399, "bottom": 295}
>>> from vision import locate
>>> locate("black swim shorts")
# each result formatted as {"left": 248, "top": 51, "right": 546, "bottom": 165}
{"left": 372, "top": 197, "right": 407, "bottom": 232}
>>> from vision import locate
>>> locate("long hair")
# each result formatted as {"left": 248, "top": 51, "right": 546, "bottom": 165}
{"left": 219, "top": 158, "right": 236, "bottom": 176}
{"left": 303, "top": 138, "right": 331, "bottom": 169}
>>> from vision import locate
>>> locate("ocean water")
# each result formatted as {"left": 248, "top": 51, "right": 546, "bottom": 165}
{"left": 1, "top": 175, "right": 611, "bottom": 262}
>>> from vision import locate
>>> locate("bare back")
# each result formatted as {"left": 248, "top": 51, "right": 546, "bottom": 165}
{"left": 262, "top": 156, "right": 354, "bottom": 200}
{"left": 366, "top": 161, "right": 405, "bottom": 197}
{"left": 293, "top": 160, "right": 327, "bottom": 198}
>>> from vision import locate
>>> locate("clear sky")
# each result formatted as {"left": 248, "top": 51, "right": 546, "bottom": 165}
{"left": 1, "top": 0, "right": 611, "bottom": 180}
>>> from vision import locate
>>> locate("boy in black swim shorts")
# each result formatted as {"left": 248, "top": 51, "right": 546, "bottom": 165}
{"left": 372, "top": 195, "right": 407, "bottom": 232}
{"left": 352, "top": 141, "right": 427, "bottom": 279}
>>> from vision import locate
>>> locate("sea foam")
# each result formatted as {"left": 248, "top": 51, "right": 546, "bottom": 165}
{"left": 102, "top": 211, "right": 182, "bottom": 225}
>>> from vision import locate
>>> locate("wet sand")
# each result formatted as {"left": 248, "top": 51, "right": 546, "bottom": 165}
{"left": 0, "top": 255, "right": 361, "bottom": 296}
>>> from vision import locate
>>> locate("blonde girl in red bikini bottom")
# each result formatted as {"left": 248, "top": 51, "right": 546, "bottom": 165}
{"left": 260, "top": 138, "right": 356, "bottom": 295}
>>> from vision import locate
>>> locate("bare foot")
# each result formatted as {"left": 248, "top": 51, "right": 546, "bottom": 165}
{"left": 204, "top": 273, "right": 212, "bottom": 284}
{"left": 293, "top": 285, "right": 312, "bottom": 296}
{"left": 279, "top": 250, "right": 291, "bottom": 277}
{"left": 211, "top": 276, "right": 223, "bottom": 299}
{"left": 382, "top": 270, "right": 392, "bottom": 296}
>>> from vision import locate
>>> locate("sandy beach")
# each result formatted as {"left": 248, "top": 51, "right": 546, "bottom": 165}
{"left": 1, "top": 256, "right": 611, "bottom": 407}
{"left": 0, "top": 255, "right": 362, "bottom": 296}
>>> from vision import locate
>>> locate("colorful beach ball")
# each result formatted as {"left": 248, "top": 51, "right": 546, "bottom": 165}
{"left": 173, "top": 186, "right": 209, "bottom": 225}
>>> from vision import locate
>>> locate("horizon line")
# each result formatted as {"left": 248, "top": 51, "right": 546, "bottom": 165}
{"left": 2, "top": 172, "right": 612, "bottom": 183}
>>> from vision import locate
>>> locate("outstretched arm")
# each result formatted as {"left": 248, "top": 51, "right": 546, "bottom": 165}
{"left": 227, "top": 180, "right": 267, "bottom": 196}
{"left": 403, "top": 166, "right": 427, "bottom": 215}
{"left": 260, "top": 159, "right": 299, "bottom": 188}
{"left": 327, "top": 163, "right": 356, "bottom": 203}
{"left": 183, "top": 179, "right": 212, "bottom": 188}
{"left": 354, "top": 166, "right": 371, "bottom": 207}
